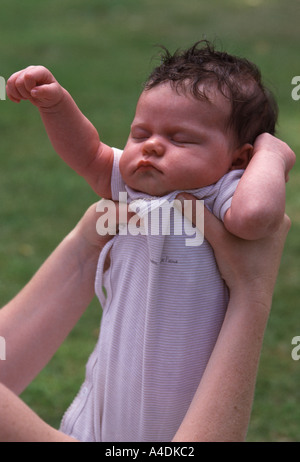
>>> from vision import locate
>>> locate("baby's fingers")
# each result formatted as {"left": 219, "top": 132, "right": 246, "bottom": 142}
{"left": 6, "top": 66, "right": 60, "bottom": 107}
{"left": 7, "top": 67, "right": 40, "bottom": 102}
{"left": 6, "top": 70, "right": 26, "bottom": 102}
{"left": 30, "top": 82, "right": 63, "bottom": 107}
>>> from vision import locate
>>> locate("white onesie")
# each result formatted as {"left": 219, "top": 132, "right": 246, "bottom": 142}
{"left": 60, "top": 148, "right": 244, "bottom": 442}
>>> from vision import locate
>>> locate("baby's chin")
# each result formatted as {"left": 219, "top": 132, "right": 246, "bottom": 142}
{"left": 121, "top": 176, "right": 172, "bottom": 198}
{"left": 127, "top": 185, "right": 169, "bottom": 198}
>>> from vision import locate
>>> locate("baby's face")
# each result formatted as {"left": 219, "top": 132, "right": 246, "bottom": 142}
{"left": 120, "top": 82, "right": 240, "bottom": 196}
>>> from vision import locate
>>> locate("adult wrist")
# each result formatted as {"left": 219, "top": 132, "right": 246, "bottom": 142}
{"left": 228, "top": 283, "right": 273, "bottom": 318}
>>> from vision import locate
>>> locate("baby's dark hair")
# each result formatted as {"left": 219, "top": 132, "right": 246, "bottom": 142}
{"left": 144, "top": 40, "right": 278, "bottom": 146}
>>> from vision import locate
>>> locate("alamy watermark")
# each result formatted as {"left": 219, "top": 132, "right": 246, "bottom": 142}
{"left": 291, "top": 76, "right": 300, "bottom": 101}
{"left": 96, "top": 193, "right": 204, "bottom": 247}
{"left": 0, "top": 336, "right": 6, "bottom": 360}
{"left": 0, "top": 76, "right": 6, "bottom": 100}
{"left": 291, "top": 336, "right": 300, "bottom": 361}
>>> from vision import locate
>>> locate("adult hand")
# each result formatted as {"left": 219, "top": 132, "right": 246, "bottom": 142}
{"left": 177, "top": 192, "right": 290, "bottom": 301}
{"left": 78, "top": 199, "right": 135, "bottom": 270}
{"left": 203, "top": 206, "right": 290, "bottom": 299}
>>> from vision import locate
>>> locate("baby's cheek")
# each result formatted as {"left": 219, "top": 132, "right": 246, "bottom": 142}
{"left": 119, "top": 154, "right": 126, "bottom": 177}
{"left": 120, "top": 149, "right": 136, "bottom": 183}
{"left": 119, "top": 160, "right": 128, "bottom": 183}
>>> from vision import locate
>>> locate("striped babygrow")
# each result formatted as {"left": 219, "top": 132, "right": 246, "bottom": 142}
{"left": 60, "top": 148, "right": 243, "bottom": 442}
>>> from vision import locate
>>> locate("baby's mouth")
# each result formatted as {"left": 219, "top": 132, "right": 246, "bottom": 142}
{"left": 135, "top": 160, "right": 162, "bottom": 173}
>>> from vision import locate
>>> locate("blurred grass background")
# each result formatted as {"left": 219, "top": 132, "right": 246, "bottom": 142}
{"left": 0, "top": 0, "right": 299, "bottom": 442}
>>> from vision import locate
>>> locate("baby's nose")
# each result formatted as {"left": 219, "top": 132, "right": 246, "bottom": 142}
{"left": 142, "top": 137, "right": 165, "bottom": 156}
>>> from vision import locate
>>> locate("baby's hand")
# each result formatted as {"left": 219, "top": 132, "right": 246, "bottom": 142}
{"left": 253, "top": 133, "right": 296, "bottom": 181}
{"left": 6, "top": 66, "right": 64, "bottom": 109}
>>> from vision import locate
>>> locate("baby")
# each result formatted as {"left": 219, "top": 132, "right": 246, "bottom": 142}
{"left": 7, "top": 41, "right": 295, "bottom": 442}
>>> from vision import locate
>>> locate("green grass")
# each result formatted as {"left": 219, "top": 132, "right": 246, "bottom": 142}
{"left": 0, "top": 0, "right": 299, "bottom": 442}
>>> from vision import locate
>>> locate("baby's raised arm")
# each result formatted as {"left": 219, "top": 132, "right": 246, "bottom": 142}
{"left": 7, "top": 66, "right": 113, "bottom": 198}
{"left": 224, "top": 133, "right": 296, "bottom": 240}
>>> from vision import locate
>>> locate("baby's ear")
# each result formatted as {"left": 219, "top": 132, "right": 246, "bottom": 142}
{"left": 230, "top": 143, "right": 253, "bottom": 170}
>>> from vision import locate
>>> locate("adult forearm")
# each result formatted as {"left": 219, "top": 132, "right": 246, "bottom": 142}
{"left": 0, "top": 383, "right": 77, "bottom": 442}
{"left": 173, "top": 204, "right": 290, "bottom": 442}
{"left": 0, "top": 226, "right": 101, "bottom": 394}
{"left": 172, "top": 287, "right": 271, "bottom": 442}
